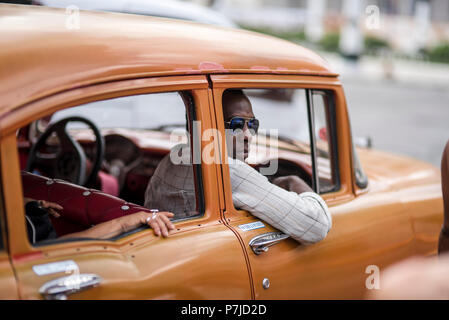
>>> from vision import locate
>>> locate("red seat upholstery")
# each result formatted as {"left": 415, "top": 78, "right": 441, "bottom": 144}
{"left": 98, "top": 171, "right": 119, "bottom": 197}
{"left": 21, "top": 171, "right": 152, "bottom": 237}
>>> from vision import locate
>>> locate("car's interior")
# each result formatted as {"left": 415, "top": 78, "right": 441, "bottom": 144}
{"left": 16, "top": 89, "right": 336, "bottom": 244}
{"left": 18, "top": 117, "right": 175, "bottom": 239}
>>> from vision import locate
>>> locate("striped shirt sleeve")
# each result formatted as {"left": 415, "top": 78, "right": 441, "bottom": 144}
{"left": 228, "top": 159, "right": 332, "bottom": 244}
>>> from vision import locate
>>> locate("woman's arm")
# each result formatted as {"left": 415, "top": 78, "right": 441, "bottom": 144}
{"left": 60, "top": 211, "right": 175, "bottom": 240}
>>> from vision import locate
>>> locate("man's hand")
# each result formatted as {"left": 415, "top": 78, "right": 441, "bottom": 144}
{"left": 118, "top": 211, "right": 175, "bottom": 238}
{"left": 24, "top": 198, "right": 63, "bottom": 218}
{"left": 272, "top": 175, "right": 312, "bottom": 194}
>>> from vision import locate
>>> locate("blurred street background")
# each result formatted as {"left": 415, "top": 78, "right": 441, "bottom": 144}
{"left": 6, "top": 0, "right": 449, "bottom": 166}
{"left": 200, "top": 0, "right": 449, "bottom": 167}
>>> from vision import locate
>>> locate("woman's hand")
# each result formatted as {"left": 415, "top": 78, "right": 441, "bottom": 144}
{"left": 118, "top": 211, "right": 175, "bottom": 237}
{"left": 61, "top": 210, "right": 175, "bottom": 240}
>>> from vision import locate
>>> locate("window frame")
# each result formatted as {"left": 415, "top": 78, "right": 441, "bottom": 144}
{"left": 32, "top": 91, "right": 205, "bottom": 247}
{"left": 220, "top": 87, "right": 340, "bottom": 194}
{"left": 306, "top": 89, "right": 320, "bottom": 192}
{"left": 309, "top": 89, "right": 341, "bottom": 194}
{"left": 210, "top": 74, "right": 353, "bottom": 217}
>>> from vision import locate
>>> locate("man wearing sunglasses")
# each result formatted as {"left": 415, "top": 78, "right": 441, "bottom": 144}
{"left": 145, "top": 90, "right": 331, "bottom": 244}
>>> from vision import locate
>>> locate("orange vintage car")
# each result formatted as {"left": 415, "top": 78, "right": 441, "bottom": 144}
{"left": 0, "top": 4, "right": 443, "bottom": 300}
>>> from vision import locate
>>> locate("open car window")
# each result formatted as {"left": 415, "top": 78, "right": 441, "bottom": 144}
{"left": 52, "top": 92, "right": 187, "bottom": 130}
{"left": 17, "top": 91, "right": 204, "bottom": 246}
{"left": 229, "top": 88, "right": 339, "bottom": 194}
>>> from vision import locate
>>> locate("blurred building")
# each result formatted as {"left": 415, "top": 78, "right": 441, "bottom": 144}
{"left": 195, "top": 0, "right": 449, "bottom": 22}
{"left": 189, "top": 0, "right": 449, "bottom": 54}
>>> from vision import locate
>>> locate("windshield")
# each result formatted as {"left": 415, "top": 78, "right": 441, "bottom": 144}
{"left": 51, "top": 92, "right": 186, "bottom": 130}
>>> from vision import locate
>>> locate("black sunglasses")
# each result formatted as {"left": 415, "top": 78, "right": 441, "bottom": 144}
{"left": 225, "top": 117, "right": 259, "bottom": 134}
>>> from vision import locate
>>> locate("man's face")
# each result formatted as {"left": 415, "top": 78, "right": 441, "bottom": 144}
{"left": 222, "top": 91, "right": 255, "bottom": 161}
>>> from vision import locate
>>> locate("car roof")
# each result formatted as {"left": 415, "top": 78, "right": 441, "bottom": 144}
{"left": 40, "top": 0, "right": 237, "bottom": 27}
{"left": 0, "top": 4, "right": 337, "bottom": 113}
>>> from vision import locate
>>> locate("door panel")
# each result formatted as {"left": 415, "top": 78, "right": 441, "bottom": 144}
{"left": 0, "top": 253, "right": 18, "bottom": 299}
{"left": 14, "top": 224, "right": 251, "bottom": 299}
{"left": 226, "top": 195, "right": 415, "bottom": 299}
{"left": 0, "top": 150, "right": 19, "bottom": 299}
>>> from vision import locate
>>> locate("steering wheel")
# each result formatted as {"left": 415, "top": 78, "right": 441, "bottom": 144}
{"left": 254, "top": 158, "right": 313, "bottom": 187}
{"left": 26, "top": 116, "right": 104, "bottom": 186}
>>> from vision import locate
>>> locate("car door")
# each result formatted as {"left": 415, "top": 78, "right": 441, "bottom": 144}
{"left": 211, "top": 74, "right": 417, "bottom": 299}
{"left": 1, "top": 76, "right": 251, "bottom": 299}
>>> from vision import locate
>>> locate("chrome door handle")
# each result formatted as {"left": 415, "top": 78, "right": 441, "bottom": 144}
{"left": 39, "top": 273, "right": 102, "bottom": 300}
{"left": 249, "top": 231, "right": 290, "bottom": 255}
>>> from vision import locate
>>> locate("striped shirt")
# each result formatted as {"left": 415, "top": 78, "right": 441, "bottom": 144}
{"left": 145, "top": 154, "right": 332, "bottom": 244}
